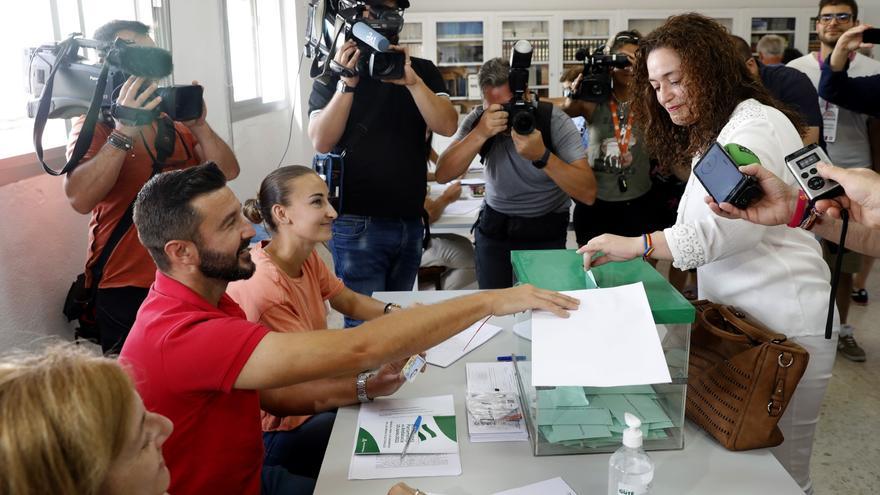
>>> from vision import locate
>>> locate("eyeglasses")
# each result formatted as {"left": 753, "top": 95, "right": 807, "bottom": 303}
{"left": 818, "top": 13, "right": 854, "bottom": 23}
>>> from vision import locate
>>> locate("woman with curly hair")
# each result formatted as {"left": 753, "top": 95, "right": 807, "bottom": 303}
{"left": 577, "top": 13, "right": 835, "bottom": 493}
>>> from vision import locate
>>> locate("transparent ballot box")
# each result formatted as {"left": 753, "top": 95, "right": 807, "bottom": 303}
{"left": 510, "top": 251, "right": 695, "bottom": 455}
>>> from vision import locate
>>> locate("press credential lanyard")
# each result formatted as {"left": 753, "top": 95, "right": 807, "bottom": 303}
{"left": 609, "top": 99, "right": 630, "bottom": 156}
{"left": 816, "top": 52, "right": 843, "bottom": 143}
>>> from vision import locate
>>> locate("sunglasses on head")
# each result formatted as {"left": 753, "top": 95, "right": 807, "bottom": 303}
{"left": 818, "top": 13, "right": 854, "bottom": 23}
{"left": 615, "top": 34, "right": 640, "bottom": 43}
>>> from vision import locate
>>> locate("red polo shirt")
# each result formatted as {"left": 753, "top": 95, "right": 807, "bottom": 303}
{"left": 120, "top": 271, "right": 270, "bottom": 495}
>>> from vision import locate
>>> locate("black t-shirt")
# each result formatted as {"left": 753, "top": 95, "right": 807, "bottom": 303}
{"left": 759, "top": 63, "right": 823, "bottom": 128}
{"left": 308, "top": 57, "right": 447, "bottom": 218}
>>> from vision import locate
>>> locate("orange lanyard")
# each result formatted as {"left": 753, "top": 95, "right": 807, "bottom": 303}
{"left": 609, "top": 99, "right": 630, "bottom": 156}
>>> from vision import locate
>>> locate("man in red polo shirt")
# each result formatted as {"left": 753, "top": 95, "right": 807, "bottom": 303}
{"left": 120, "top": 163, "right": 578, "bottom": 495}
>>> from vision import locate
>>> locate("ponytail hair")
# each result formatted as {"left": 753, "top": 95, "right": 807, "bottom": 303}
{"left": 246, "top": 166, "right": 317, "bottom": 232}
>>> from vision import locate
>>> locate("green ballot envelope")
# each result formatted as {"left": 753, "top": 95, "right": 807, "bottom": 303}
{"left": 509, "top": 250, "right": 695, "bottom": 456}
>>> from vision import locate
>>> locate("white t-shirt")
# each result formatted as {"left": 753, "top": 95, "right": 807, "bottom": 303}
{"left": 664, "top": 99, "right": 834, "bottom": 338}
{"left": 787, "top": 52, "right": 880, "bottom": 169}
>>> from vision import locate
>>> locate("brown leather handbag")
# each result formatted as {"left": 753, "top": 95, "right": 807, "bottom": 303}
{"left": 686, "top": 300, "right": 809, "bottom": 451}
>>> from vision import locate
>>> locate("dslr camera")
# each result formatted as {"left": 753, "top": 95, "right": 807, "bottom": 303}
{"left": 305, "top": 0, "right": 408, "bottom": 81}
{"left": 573, "top": 46, "right": 630, "bottom": 103}
{"left": 502, "top": 40, "right": 537, "bottom": 135}
{"left": 26, "top": 35, "right": 202, "bottom": 122}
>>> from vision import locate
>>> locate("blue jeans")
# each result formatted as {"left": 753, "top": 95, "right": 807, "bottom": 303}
{"left": 262, "top": 411, "right": 336, "bottom": 480}
{"left": 329, "top": 215, "right": 424, "bottom": 327}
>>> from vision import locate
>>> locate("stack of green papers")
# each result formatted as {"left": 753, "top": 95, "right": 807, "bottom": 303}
{"left": 536, "top": 386, "right": 674, "bottom": 448}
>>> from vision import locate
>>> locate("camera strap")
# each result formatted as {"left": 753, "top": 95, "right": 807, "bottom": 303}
{"left": 33, "top": 38, "right": 111, "bottom": 176}
{"left": 825, "top": 208, "right": 850, "bottom": 339}
{"left": 111, "top": 104, "right": 157, "bottom": 127}
{"left": 85, "top": 153, "right": 164, "bottom": 307}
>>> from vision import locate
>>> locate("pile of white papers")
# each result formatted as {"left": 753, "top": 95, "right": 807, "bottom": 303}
{"left": 348, "top": 395, "right": 461, "bottom": 480}
{"left": 531, "top": 283, "right": 672, "bottom": 388}
{"left": 465, "top": 362, "right": 528, "bottom": 442}
{"left": 426, "top": 319, "right": 503, "bottom": 368}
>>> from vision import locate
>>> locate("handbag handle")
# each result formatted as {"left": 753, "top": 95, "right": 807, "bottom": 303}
{"left": 696, "top": 303, "right": 787, "bottom": 345}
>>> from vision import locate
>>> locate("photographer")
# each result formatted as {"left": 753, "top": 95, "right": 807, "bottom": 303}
{"left": 561, "top": 31, "right": 658, "bottom": 247}
{"left": 819, "top": 24, "right": 880, "bottom": 118}
{"left": 436, "top": 57, "right": 596, "bottom": 289}
{"left": 307, "top": 0, "right": 457, "bottom": 327}
{"left": 64, "top": 20, "right": 238, "bottom": 354}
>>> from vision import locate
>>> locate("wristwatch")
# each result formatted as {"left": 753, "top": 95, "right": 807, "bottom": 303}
{"left": 532, "top": 148, "right": 551, "bottom": 169}
{"left": 336, "top": 80, "right": 356, "bottom": 94}
{"left": 384, "top": 302, "right": 402, "bottom": 314}
{"left": 356, "top": 371, "right": 373, "bottom": 403}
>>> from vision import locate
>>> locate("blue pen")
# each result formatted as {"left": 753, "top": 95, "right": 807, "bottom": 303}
{"left": 496, "top": 355, "right": 526, "bottom": 361}
{"left": 400, "top": 415, "right": 422, "bottom": 459}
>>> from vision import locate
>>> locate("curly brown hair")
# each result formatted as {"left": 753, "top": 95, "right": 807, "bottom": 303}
{"left": 631, "top": 13, "right": 804, "bottom": 173}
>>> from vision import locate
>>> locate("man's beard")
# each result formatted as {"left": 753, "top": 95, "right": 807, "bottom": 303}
{"left": 198, "top": 238, "right": 255, "bottom": 282}
{"left": 818, "top": 31, "right": 843, "bottom": 47}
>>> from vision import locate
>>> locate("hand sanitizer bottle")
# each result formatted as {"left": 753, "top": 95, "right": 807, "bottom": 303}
{"left": 608, "top": 412, "right": 654, "bottom": 495}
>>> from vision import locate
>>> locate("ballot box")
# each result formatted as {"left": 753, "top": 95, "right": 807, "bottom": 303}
{"left": 510, "top": 251, "right": 695, "bottom": 455}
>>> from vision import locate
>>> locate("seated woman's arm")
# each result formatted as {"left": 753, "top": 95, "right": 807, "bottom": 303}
{"left": 329, "top": 287, "right": 394, "bottom": 322}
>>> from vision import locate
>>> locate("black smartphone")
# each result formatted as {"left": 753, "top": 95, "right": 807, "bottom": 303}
{"left": 863, "top": 28, "right": 880, "bottom": 44}
{"left": 693, "top": 142, "right": 763, "bottom": 209}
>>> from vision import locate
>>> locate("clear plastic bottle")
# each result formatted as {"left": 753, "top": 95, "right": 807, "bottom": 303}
{"left": 607, "top": 412, "right": 654, "bottom": 495}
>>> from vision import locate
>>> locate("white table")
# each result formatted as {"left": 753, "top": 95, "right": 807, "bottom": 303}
{"left": 314, "top": 290, "right": 803, "bottom": 495}
{"left": 429, "top": 178, "right": 484, "bottom": 233}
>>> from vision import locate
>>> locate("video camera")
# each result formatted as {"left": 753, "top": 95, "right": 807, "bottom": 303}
{"left": 572, "top": 46, "right": 630, "bottom": 103}
{"left": 26, "top": 34, "right": 202, "bottom": 122}
{"left": 503, "top": 40, "right": 537, "bottom": 135}
{"left": 304, "top": 0, "right": 408, "bottom": 82}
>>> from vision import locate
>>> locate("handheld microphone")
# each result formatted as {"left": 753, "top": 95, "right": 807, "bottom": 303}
{"left": 723, "top": 142, "right": 760, "bottom": 167}
{"left": 351, "top": 22, "right": 391, "bottom": 52}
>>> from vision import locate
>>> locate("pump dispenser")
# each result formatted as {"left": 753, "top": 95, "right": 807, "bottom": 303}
{"left": 608, "top": 412, "right": 654, "bottom": 495}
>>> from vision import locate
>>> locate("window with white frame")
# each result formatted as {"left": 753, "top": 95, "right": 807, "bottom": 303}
{"left": 224, "top": 0, "right": 288, "bottom": 121}
{"left": 0, "top": 0, "right": 166, "bottom": 184}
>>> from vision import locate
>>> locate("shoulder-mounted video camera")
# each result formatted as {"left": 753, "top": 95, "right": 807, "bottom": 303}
{"left": 28, "top": 34, "right": 203, "bottom": 176}
{"left": 503, "top": 40, "right": 538, "bottom": 135}
{"left": 26, "top": 34, "right": 201, "bottom": 122}
{"left": 572, "top": 46, "right": 630, "bottom": 103}
{"left": 304, "top": 0, "right": 408, "bottom": 83}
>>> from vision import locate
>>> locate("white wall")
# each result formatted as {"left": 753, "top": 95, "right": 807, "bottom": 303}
{"left": 0, "top": 175, "right": 87, "bottom": 350}
{"left": 169, "top": 0, "right": 315, "bottom": 201}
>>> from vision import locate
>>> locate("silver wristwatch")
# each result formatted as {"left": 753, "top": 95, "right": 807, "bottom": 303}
{"left": 356, "top": 371, "right": 373, "bottom": 403}
{"left": 337, "top": 79, "right": 356, "bottom": 94}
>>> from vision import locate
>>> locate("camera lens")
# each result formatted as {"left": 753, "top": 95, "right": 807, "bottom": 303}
{"left": 511, "top": 111, "right": 535, "bottom": 134}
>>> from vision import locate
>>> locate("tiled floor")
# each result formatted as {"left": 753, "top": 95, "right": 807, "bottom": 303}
{"left": 319, "top": 243, "right": 880, "bottom": 493}
{"left": 810, "top": 263, "right": 880, "bottom": 494}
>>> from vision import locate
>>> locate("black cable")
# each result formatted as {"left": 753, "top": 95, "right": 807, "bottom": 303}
{"left": 825, "top": 207, "right": 849, "bottom": 339}
{"left": 276, "top": 49, "right": 306, "bottom": 169}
